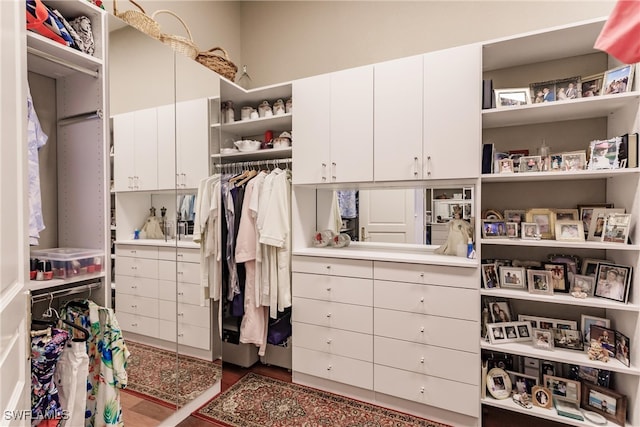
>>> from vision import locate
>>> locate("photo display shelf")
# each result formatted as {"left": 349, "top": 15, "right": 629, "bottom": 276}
{"left": 479, "top": 238, "right": 640, "bottom": 251}
{"left": 220, "top": 112, "right": 292, "bottom": 137}
{"left": 481, "top": 168, "right": 640, "bottom": 183}
{"left": 481, "top": 396, "right": 633, "bottom": 427}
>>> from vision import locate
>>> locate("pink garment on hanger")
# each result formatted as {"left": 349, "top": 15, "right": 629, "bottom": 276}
{"left": 594, "top": 0, "right": 640, "bottom": 64}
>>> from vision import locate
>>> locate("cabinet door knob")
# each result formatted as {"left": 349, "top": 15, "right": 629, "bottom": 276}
{"left": 178, "top": 292, "right": 184, "bottom": 296}
{"left": 326, "top": 287, "right": 331, "bottom": 291}
{"left": 420, "top": 386, "right": 425, "bottom": 394}
{"left": 326, "top": 339, "right": 332, "bottom": 344}
{"left": 326, "top": 313, "right": 332, "bottom": 318}
{"left": 131, "top": 305, "right": 137, "bottom": 308}
{"left": 326, "top": 265, "right": 331, "bottom": 269}
{"left": 178, "top": 312, "right": 184, "bottom": 317}
{"left": 178, "top": 333, "right": 184, "bottom": 338}
{"left": 131, "top": 285, "right": 137, "bottom": 289}
{"left": 420, "top": 272, "right": 424, "bottom": 278}
{"left": 420, "top": 357, "right": 425, "bottom": 364}
{"left": 327, "top": 365, "right": 332, "bottom": 371}
{"left": 419, "top": 297, "right": 424, "bottom": 303}
{"left": 420, "top": 326, "right": 425, "bottom": 333}
{"left": 131, "top": 323, "right": 137, "bottom": 327}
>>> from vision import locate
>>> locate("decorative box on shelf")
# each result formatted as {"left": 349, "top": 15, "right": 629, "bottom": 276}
{"left": 30, "top": 248, "right": 104, "bottom": 279}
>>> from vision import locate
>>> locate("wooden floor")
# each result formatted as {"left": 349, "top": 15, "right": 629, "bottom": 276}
{"left": 122, "top": 362, "right": 566, "bottom": 427}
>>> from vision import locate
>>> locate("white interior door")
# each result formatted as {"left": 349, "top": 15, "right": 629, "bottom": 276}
{"left": 359, "top": 189, "right": 417, "bottom": 243}
{"left": 1, "top": 1, "right": 30, "bottom": 423}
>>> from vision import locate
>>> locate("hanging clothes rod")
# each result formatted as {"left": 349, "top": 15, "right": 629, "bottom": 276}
{"left": 58, "top": 109, "right": 103, "bottom": 126}
{"left": 215, "top": 157, "right": 292, "bottom": 170}
{"left": 31, "top": 282, "right": 102, "bottom": 303}
{"left": 27, "top": 46, "right": 99, "bottom": 78}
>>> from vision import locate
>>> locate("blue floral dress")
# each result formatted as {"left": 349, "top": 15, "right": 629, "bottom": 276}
{"left": 31, "top": 328, "right": 69, "bottom": 426}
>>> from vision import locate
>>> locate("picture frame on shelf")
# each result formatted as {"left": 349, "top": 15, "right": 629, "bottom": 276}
{"left": 533, "top": 328, "right": 554, "bottom": 350}
{"left": 578, "top": 204, "right": 614, "bottom": 238}
{"left": 615, "top": 331, "right": 630, "bottom": 368}
{"left": 554, "top": 208, "right": 579, "bottom": 222}
{"left": 544, "top": 375, "right": 581, "bottom": 404}
{"left": 488, "top": 321, "right": 533, "bottom": 344}
{"left": 482, "top": 220, "right": 507, "bottom": 238}
{"left": 567, "top": 365, "right": 611, "bottom": 388}
{"left": 505, "top": 222, "right": 518, "bottom": 238}
{"left": 541, "top": 360, "right": 561, "bottom": 379}
{"left": 581, "top": 382, "right": 627, "bottom": 426}
{"left": 519, "top": 155, "right": 542, "bottom": 172}
{"left": 508, "top": 371, "right": 538, "bottom": 395}
{"left": 526, "top": 208, "right": 555, "bottom": 239}
{"left": 551, "top": 328, "right": 584, "bottom": 351}
{"left": 544, "top": 262, "right": 570, "bottom": 293}
{"left": 561, "top": 151, "right": 586, "bottom": 171}
{"left": 555, "top": 220, "right": 585, "bottom": 242}
{"left": 587, "top": 137, "right": 622, "bottom": 170}
{"left": 498, "top": 158, "right": 515, "bottom": 173}
{"left": 482, "top": 209, "right": 504, "bottom": 220}
{"left": 589, "top": 324, "right": 616, "bottom": 358}
{"left": 550, "top": 154, "right": 563, "bottom": 170}
{"left": 548, "top": 254, "right": 579, "bottom": 284}
{"left": 494, "top": 88, "right": 531, "bottom": 109}
{"left": 487, "top": 367, "right": 512, "bottom": 399}
{"left": 602, "top": 63, "right": 635, "bottom": 95}
{"left": 594, "top": 262, "right": 632, "bottom": 304}
{"left": 530, "top": 79, "right": 557, "bottom": 103}
{"left": 554, "top": 76, "right": 582, "bottom": 100}
{"left": 581, "top": 72, "right": 604, "bottom": 97}
{"left": 581, "top": 315, "right": 611, "bottom": 345}
{"left": 503, "top": 209, "right": 525, "bottom": 224}
{"left": 532, "top": 385, "right": 552, "bottom": 409}
{"left": 518, "top": 315, "right": 578, "bottom": 331}
{"left": 601, "top": 213, "right": 631, "bottom": 244}
{"left": 481, "top": 263, "right": 499, "bottom": 289}
{"left": 487, "top": 299, "right": 513, "bottom": 323}
{"left": 554, "top": 398, "right": 584, "bottom": 422}
{"left": 587, "top": 208, "right": 625, "bottom": 241}
{"left": 581, "top": 258, "right": 608, "bottom": 276}
{"left": 572, "top": 274, "right": 596, "bottom": 297}
{"left": 499, "top": 266, "right": 525, "bottom": 289}
{"left": 520, "top": 222, "right": 540, "bottom": 240}
{"left": 527, "top": 269, "right": 553, "bottom": 295}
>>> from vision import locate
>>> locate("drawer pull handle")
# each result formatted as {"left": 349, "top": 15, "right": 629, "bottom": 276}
{"left": 326, "top": 265, "right": 331, "bottom": 269}
{"left": 132, "top": 285, "right": 137, "bottom": 289}
{"left": 131, "top": 305, "right": 137, "bottom": 308}
{"left": 420, "top": 327, "right": 425, "bottom": 333}
{"left": 178, "top": 313, "right": 184, "bottom": 317}
{"left": 420, "top": 272, "right": 424, "bottom": 278}
{"left": 178, "top": 292, "right": 184, "bottom": 296}
{"left": 327, "top": 365, "right": 332, "bottom": 371}
{"left": 132, "top": 266, "right": 137, "bottom": 270}
{"left": 420, "top": 387, "right": 425, "bottom": 394}
{"left": 420, "top": 357, "right": 425, "bottom": 364}
{"left": 178, "top": 271, "right": 184, "bottom": 275}
{"left": 326, "top": 287, "right": 331, "bottom": 292}
{"left": 178, "top": 333, "right": 184, "bottom": 337}
{"left": 131, "top": 250, "right": 136, "bottom": 254}
{"left": 177, "top": 253, "right": 183, "bottom": 257}
{"left": 326, "top": 339, "right": 332, "bottom": 344}
{"left": 419, "top": 297, "right": 424, "bottom": 303}
{"left": 131, "top": 323, "right": 137, "bottom": 327}
{"left": 326, "top": 313, "right": 331, "bottom": 318}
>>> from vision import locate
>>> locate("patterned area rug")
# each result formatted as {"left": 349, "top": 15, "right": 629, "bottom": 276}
{"left": 125, "top": 340, "right": 222, "bottom": 406}
{"left": 196, "top": 373, "right": 451, "bottom": 427}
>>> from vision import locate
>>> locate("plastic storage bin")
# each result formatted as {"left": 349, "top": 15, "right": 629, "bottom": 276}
{"left": 30, "top": 248, "right": 104, "bottom": 279}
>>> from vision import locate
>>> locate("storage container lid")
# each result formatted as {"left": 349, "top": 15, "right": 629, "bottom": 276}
{"left": 30, "top": 248, "right": 104, "bottom": 261}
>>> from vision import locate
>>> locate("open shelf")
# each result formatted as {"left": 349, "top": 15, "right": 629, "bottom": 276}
{"left": 29, "top": 272, "right": 106, "bottom": 292}
{"left": 27, "top": 32, "right": 102, "bottom": 78}
{"left": 214, "top": 147, "right": 292, "bottom": 162}
{"left": 481, "top": 168, "right": 640, "bottom": 183}
{"left": 479, "top": 238, "right": 640, "bottom": 251}
{"left": 220, "top": 113, "right": 292, "bottom": 137}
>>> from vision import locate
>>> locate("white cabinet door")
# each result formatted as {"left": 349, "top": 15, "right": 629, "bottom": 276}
{"left": 330, "top": 65, "right": 374, "bottom": 183}
{"left": 423, "top": 44, "right": 481, "bottom": 180}
{"left": 113, "top": 113, "right": 135, "bottom": 192}
{"left": 156, "top": 104, "right": 175, "bottom": 191}
{"left": 133, "top": 108, "right": 158, "bottom": 191}
{"left": 176, "top": 98, "right": 209, "bottom": 189}
{"left": 374, "top": 55, "right": 424, "bottom": 181}
{"left": 292, "top": 74, "right": 331, "bottom": 184}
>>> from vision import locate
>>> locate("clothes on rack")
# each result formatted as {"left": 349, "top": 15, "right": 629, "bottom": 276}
{"left": 177, "top": 194, "right": 196, "bottom": 222}
{"left": 336, "top": 190, "right": 358, "bottom": 219}
{"left": 193, "top": 174, "right": 222, "bottom": 304}
{"left": 27, "top": 82, "right": 48, "bottom": 246}
{"left": 60, "top": 300, "right": 129, "bottom": 427}
{"left": 54, "top": 341, "right": 89, "bottom": 427}
{"left": 31, "top": 327, "right": 69, "bottom": 426}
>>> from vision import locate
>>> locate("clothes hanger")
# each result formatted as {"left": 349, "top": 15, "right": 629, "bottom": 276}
{"left": 34, "top": 294, "right": 90, "bottom": 341}
{"left": 236, "top": 65, "right": 252, "bottom": 89}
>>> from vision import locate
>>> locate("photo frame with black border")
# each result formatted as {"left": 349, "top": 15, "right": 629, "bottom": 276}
{"left": 527, "top": 269, "right": 553, "bottom": 295}
{"left": 508, "top": 371, "right": 538, "bottom": 396}
{"left": 499, "top": 266, "right": 526, "bottom": 289}
{"left": 581, "top": 382, "right": 627, "bottom": 425}
{"left": 594, "top": 262, "right": 632, "bottom": 304}
{"left": 587, "top": 208, "right": 625, "bottom": 241}
{"left": 581, "top": 258, "right": 608, "bottom": 276}
{"left": 487, "top": 321, "right": 532, "bottom": 344}
{"left": 494, "top": 88, "right": 531, "bottom": 109}
{"left": 581, "top": 314, "right": 611, "bottom": 345}
{"left": 543, "top": 375, "right": 581, "bottom": 404}
{"left": 551, "top": 328, "right": 584, "bottom": 351}
{"left": 487, "top": 299, "right": 513, "bottom": 323}
{"left": 532, "top": 385, "right": 552, "bottom": 409}
{"left": 615, "top": 331, "right": 630, "bottom": 368}
{"left": 518, "top": 315, "right": 578, "bottom": 331}
{"left": 526, "top": 208, "right": 555, "bottom": 239}
{"left": 567, "top": 364, "right": 611, "bottom": 388}
{"left": 481, "top": 263, "right": 499, "bottom": 289}
{"left": 548, "top": 254, "right": 579, "bottom": 285}
{"left": 544, "top": 262, "right": 570, "bottom": 293}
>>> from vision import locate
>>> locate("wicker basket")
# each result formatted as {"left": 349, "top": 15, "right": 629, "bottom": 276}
{"left": 152, "top": 10, "right": 198, "bottom": 60}
{"left": 196, "top": 47, "right": 238, "bottom": 81}
{"left": 113, "top": 0, "right": 160, "bottom": 40}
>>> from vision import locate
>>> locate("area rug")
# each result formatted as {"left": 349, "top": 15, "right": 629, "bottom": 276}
{"left": 125, "top": 340, "right": 222, "bottom": 407}
{"left": 196, "top": 372, "right": 451, "bottom": 427}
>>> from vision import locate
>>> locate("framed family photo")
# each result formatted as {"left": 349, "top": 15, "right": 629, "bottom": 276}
{"left": 594, "top": 262, "right": 632, "bottom": 303}
{"left": 487, "top": 299, "right": 513, "bottom": 322}
{"left": 602, "top": 64, "right": 634, "bottom": 95}
{"left": 581, "top": 382, "right": 627, "bottom": 426}
{"left": 521, "top": 222, "right": 540, "bottom": 240}
{"left": 527, "top": 269, "right": 553, "bottom": 295}
{"left": 505, "top": 222, "right": 518, "bottom": 238}
{"left": 487, "top": 321, "right": 533, "bottom": 344}
{"left": 508, "top": 371, "right": 538, "bottom": 396}
{"left": 615, "top": 331, "right": 630, "bottom": 368}
{"left": 531, "top": 79, "right": 557, "bottom": 103}
{"left": 587, "top": 208, "right": 625, "bottom": 241}
{"left": 572, "top": 274, "right": 596, "bottom": 297}
{"left": 482, "top": 220, "right": 508, "bottom": 238}
{"left": 587, "top": 138, "right": 622, "bottom": 170}
{"left": 532, "top": 385, "right": 552, "bottom": 409}
{"left": 555, "top": 76, "right": 582, "bottom": 100}
{"left": 555, "top": 221, "right": 584, "bottom": 242}
{"left": 499, "top": 266, "right": 526, "bottom": 289}
{"left": 578, "top": 204, "right": 614, "bottom": 238}
{"left": 494, "top": 88, "right": 531, "bottom": 108}
{"left": 544, "top": 262, "right": 570, "bottom": 293}
{"left": 581, "top": 315, "right": 610, "bottom": 345}
{"left": 601, "top": 213, "right": 632, "bottom": 244}
{"left": 589, "top": 324, "right": 616, "bottom": 358}
{"left": 526, "top": 208, "right": 555, "bottom": 239}
{"left": 519, "top": 155, "right": 542, "bottom": 172}
{"left": 551, "top": 328, "right": 584, "bottom": 351}
{"left": 543, "top": 375, "right": 581, "bottom": 404}
{"left": 482, "top": 263, "right": 499, "bottom": 289}
{"left": 533, "top": 328, "right": 554, "bottom": 350}
{"left": 561, "top": 151, "right": 586, "bottom": 171}
{"left": 581, "top": 73, "right": 604, "bottom": 97}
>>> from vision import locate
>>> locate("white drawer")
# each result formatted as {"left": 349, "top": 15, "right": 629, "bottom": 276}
{"left": 116, "top": 244, "right": 158, "bottom": 259}
{"left": 158, "top": 300, "right": 210, "bottom": 326}
{"left": 177, "top": 322, "right": 210, "bottom": 350}
{"left": 374, "top": 336, "right": 477, "bottom": 385}
{"left": 116, "top": 294, "right": 158, "bottom": 318}
{"left": 118, "top": 312, "right": 159, "bottom": 339}
{"left": 116, "top": 257, "right": 158, "bottom": 279}
{"left": 293, "top": 347, "right": 372, "bottom": 390}
{"left": 158, "top": 247, "right": 200, "bottom": 263}
{"left": 293, "top": 297, "right": 372, "bottom": 334}
{"left": 292, "top": 273, "right": 372, "bottom": 306}
{"left": 374, "top": 261, "right": 477, "bottom": 289}
{"left": 374, "top": 280, "right": 477, "bottom": 321}
{"left": 293, "top": 322, "right": 373, "bottom": 362}
{"left": 374, "top": 364, "right": 478, "bottom": 417}
{"left": 292, "top": 256, "right": 372, "bottom": 278}
{"left": 374, "top": 308, "right": 477, "bottom": 353}
{"left": 158, "top": 260, "right": 200, "bottom": 284}
{"left": 158, "top": 280, "right": 207, "bottom": 306}
{"left": 117, "top": 276, "right": 158, "bottom": 299}
{"left": 158, "top": 319, "right": 175, "bottom": 342}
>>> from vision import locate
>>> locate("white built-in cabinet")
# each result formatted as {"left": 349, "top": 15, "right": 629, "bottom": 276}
{"left": 176, "top": 98, "right": 210, "bottom": 188}
{"left": 157, "top": 104, "right": 176, "bottom": 190}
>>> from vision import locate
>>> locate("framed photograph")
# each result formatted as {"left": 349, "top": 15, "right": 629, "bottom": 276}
{"left": 520, "top": 222, "right": 540, "bottom": 240}
{"left": 548, "top": 254, "right": 579, "bottom": 284}
{"left": 554, "top": 399, "right": 584, "bottom": 421}
{"left": 508, "top": 371, "right": 538, "bottom": 395}
{"left": 581, "top": 382, "right": 627, "bottom": 425}
{"left": 482, "top": 209, "right": 504, "bottom": 220}
{"left": 581, "top": 258, "right": 608, "bottom": 276}
{"left": 481, "top": 263, "right": 499, "bottom": 289}
{"left": 498, "top": 158, "right": 515, "bottom": 173}
{"left": 518, "top": 315, "right": 578, "bottom": 331}
{"left": 508, "top": 149, "right": 529, "bottom": 170}
{"left": 503, "top": 209, "right": 525, "bottom": 224}
{"left": 554, "top": 208, "right": 579, "bottom": 222}
{"left": 560, "top": 151, "right": 586, "bottom": 171}
{"left": 554, "top": 76, "right": 582, "bottom": 100}
{"left": 579, "top": 204, "right": 614, "bottom": 237}
{"left": 533, "top": 328, "right": 554, "bottom": 350}
{"left": 494, "top": 88, "right": 531, "bottom": 108}
{"left": 487, "top": 367, "right": 512, "bottom": 399}
{"left": 555, "top": 220, "right": 585, "bottom": 242}
{"left": 572, "top": 274, "right": 596, "bottom": 297}
{"left": 499, "top": 266, "right": 525, "bottom": 289}
{"left": 482, "top": 220, "right": 507, "bottom": 238}
{"left": 551, "top": 328, "right": 584, "bottom": 351}
{"left": 531, "top": 80, "right": 557, "bottom": 103}
{"left": 505, "top": 222, "right": 518, "bottom": 238}
{"left": 544, "top": 375, "right": 581, "bottom": 404}
{"left": 519, "top": 155, "right": 542, "bottom": 172}
{"left": 615, "top": 331, "right": 630, "bottom": 368}
{"left": 568, "top": 365, "right": 611, "bottom": 388}
{"left": 587, "top": 137, "right": 622, "bottom": 170}
{"left": 589, "top": 324, "right": 616, "bottom": 358}
{"left": 602, "top": 64, "right": 635, "bottom": 95}
{"left": 488, "top": 321, "right": 533, "bottom": 343}
{"left": 587, "top": 208, "right": 625, "bottom": 241}
{"left": 602, "top": 213, "right": 631, "bottom": 244}
{"left": 544, "top": 262, "right": 570, "bottom": 293}
{"left": 581, "top": 315, "right": 611, "bottom": 345}
{"left": 527, "top": 269, "right": 554, "bottom": 295}
{"left": 526, "top": 208, "right": 555, "bottom": 239}
{"left": 488, "top": 299, "right": 513, "bottom": 323}
{"left": 581, "top": 73, "right": 604, "bottom": 97}
{"left": 532, "top": 385, "right": 552, "bottom": 409}
{"left": 594, "top": 262, "right": 632, "bottom": 303}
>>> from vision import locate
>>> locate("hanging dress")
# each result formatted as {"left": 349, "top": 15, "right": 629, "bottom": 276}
{"left": 31, "top": 328, "right": 69, "bottom": 426}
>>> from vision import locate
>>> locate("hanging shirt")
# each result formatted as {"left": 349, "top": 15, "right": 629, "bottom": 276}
{"left": 27, "top": 83, "right": 48, "bottom": 245}
{"left": 248, "top": 171, "right": 268, "bottom": 309}
{"left": 336, "top": 190, "right": 358, "bottom": 219}
{"left": 31, "top": 328, "right": 69, "bottom": 426}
